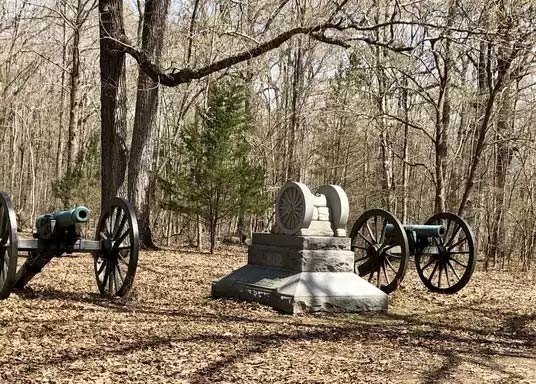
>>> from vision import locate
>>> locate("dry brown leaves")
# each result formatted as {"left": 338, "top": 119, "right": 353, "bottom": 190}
{"left": 0, "top": 245, "right": 534, "bottom": 383}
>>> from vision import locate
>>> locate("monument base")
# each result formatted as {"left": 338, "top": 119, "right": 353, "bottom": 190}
{"left": 211, "top": 265, "right": 388, "bottom": 314}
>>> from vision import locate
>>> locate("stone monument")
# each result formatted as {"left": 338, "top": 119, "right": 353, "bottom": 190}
{"left": 211, "top": 181, "right": 388, "bottom": 313}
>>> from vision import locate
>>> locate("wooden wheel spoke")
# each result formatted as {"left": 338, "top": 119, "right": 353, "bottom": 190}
{"left": 379, "top": 243, "right": 396, "bottom": 253}
{"left": 365, "top": 222, "right": 376, "bottom": 243}
{"left": 104, "top": 214, "right": 113, "bottom": 237}
{"left": 101, "top": 260, "right": 111, "bottom": 287}
{"left": 444, "top": 264, "right": 451, "bottom": 288}
{"left": 381, "top": 243, "right": 396, "bottom": 252}
{"left": 379, "top": 219, "right": 387, "bottom": 244}
{"left": 108, "top": 269, "right": 114, "bottom": 293}
{"left": 115, "top": 263, "right": 125, "bottom": 284}
{"left": 112, "top": 262, "right": 120, "bottom": 293}
{"left": 448, "top": 236, "right": 468, "bottom": 250}
{"left": 373, "top": 216, "right": 378, "bottom": 242}
{"left": 113, "top": 212, "right": 127, "bottom": 239}
{"left": 97, "top": 259, "right": 106, "bottom": 275}
{"left": 118, "top": 253, "right": 130, "bottom": 266}
{"left": 385, "top": 257, "right": 397, "bottom": 273}
{"left": 450, "top": 257, "right": 468, "bottom": 268}
{"left": 446, "top": 259, "right": 461, "bottom": 281}
{"left": 382, "top": 260, "right": 390, "bottom": 285}
{"left": 111, "top": 206, "right": 121, "bottom": 234}
{"left": 420, "top": 257, "right": 435, "bottom": 271}
{"left": 445, "top": 225, "right": 461, "bottom": 247}
{"left": 427, "top": 262, "right": 439, "bottom": 284}
{"left": 355, "top": 255, "right": 369, "bottom": 263}
{"left": 443, "top": 219, "right": 452, "bottom": 245}
{"left": 376, "top": 267, "right": 381, "bottom": 288}
{"left": 357, "top": 230, "right": 374, "bottom": 246}
{"left": 114, "top": 229, "right": 130, "bottom": 248}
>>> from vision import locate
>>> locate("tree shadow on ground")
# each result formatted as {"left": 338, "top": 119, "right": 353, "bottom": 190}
{"left": 8, "top": 284, "right": 535, "bottom": 383}
{"left": 9, "top": 316, "right": 531, "bottom": 383}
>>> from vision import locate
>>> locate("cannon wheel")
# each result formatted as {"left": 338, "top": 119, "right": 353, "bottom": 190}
{"left": 350, "top": 209, "right": 409, "bottom": 294}
{"left": 0, "top": 192, "right": 18, "bottom": 299}
{"left": 415, "top": 212, "right": 476, "bottom": 294}
{"left": 94, "top": 197, "right": 139, "bottom": 297}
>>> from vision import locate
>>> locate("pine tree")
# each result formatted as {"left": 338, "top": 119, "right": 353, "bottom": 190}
{"left": 160, "top": 80, "right": 269, "bottom": 253}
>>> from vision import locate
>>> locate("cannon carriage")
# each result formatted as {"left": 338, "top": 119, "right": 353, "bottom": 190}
{"left": 350, "top": 209, "right": 476, "bottom": 294}
{"left": 0, "top": 192, "right": 139, "bottom": 299}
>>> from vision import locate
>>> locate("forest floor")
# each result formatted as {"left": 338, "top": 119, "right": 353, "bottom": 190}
{"left": 0, "top": 245, "right": 534, "bottom": 384}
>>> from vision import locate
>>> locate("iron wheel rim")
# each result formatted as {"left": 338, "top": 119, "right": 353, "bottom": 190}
{"left": 415, "top": 212, "right": 476, "bottom": 294}
{"left": 350, "top": 209, "right": 409, "bottom": 293}
{"left": 94, "top": 197, "right": 139, "bottom": 297}
{"left": 0, "top": 192, "right": 18, "bottom": 299}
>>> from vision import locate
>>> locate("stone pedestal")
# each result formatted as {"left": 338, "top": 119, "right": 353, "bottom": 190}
{"left": 212, "top": 233, "right": 388, "bottom": 314}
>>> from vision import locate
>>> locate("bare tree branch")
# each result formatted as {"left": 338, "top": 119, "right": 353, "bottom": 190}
{"left": 109, "top": 20, "right": 428, "bottom": 87}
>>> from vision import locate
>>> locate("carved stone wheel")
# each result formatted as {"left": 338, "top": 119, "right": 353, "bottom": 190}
{"left": 94, "top": 198, "right": 139, "bottom": 297}
{"left": 415, "top": 212, "right": 476, "bottom": 294}
{"left": 350, "top": 209, "right": 409, "bottom": 294}
{"left": 0, "top": 192, "right": 18, "bottom": 299}
{"left": 275, "top": 182, "right": 314, "bottom": 235}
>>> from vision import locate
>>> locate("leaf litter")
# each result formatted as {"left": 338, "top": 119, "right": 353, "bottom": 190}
{"left": 0, "top": 245, "right": 534, "bottom": 383}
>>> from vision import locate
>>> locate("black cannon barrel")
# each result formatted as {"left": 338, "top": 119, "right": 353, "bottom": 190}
{"left": 53, "top": 206, "right": 90, "bottom": 227}
{"left": 386, "top": 223, "right": 447, "bottom": 237}
{"left": 35, "top": 206, "right": 90, "bottom": 240}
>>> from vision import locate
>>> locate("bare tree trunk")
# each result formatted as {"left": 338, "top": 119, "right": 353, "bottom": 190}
{"left": 99, "top": 0, "right": 129, "bottom": 206}
{"left": 401, "top": 79, "right": 409, "bottom": 222}
{"left": 458, "top": 53, "right": 514, "bottom": 217}
{"left": 488, "top": 6, "right": 516, "bottom": 269}
{"left": 66, "top": 19, "right": 81, "bottom": 178}
{"left": 287, "top": 39, "right": 303, "bottom": 181}
{"left": 56, "top": 3, "right": 67, "bottom": 178}
{"left": 434, "top": 67, "right": 450, "bottom": 214}
{"left": 128, "top": 0, "right": 171, "bottom": 248}
{"left": 433, "top": 2, "right": 455, "bottom": 214}
{"left": 376, "top": 55, "right": 395, "bottom": 211}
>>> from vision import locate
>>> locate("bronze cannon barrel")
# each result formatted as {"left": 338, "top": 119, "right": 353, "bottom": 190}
{"left": 385, "top": 223, "right": 447, "bottom": 237}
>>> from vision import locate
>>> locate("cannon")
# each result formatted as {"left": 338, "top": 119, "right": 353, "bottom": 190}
{"left": 0, "top": 192, "right": 139, "bottom": 299}
{"left": 350, "top": 209, "right": 476, "bottom": 294}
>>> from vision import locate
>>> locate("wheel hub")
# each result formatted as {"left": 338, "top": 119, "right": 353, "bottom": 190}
{"left": 367, "top": 244, "right": 383, "bottom": 259}
{"left": 102, "top": 238, "right": 114, "bottom": 256}
{"left": 436, "top": 244, "right": 449, "bottom": 262}
{"left": 365, "top": 243, "right": 386, "bottom": 271}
